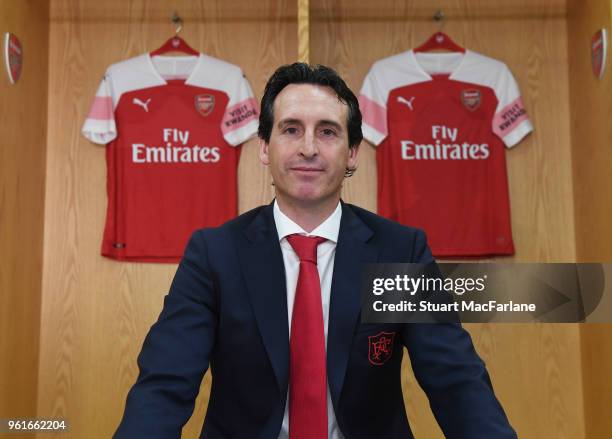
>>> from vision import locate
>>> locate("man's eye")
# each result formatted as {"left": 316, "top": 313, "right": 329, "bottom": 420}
{"left": 283, "top": 127, "right": 299, "bottom": 134}
{"left": 321, "top": 128, "right": 337, "bottom": 136}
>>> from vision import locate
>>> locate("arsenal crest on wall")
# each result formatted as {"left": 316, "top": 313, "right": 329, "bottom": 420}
{"left": 3, "top": 33, "right": 23, "bottom": 85}
{"left": 591, "top": 28, "right": 607, "bottom": 80}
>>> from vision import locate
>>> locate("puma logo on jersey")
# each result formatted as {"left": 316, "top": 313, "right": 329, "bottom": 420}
{"left": 397, "top": 96, "right": 415, "bottom": 110}
{"left": 133, "top": 98, "right": 151, "bottom": 112}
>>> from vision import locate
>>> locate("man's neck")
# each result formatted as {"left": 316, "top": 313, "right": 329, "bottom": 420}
{"left": 275, "top": 194, "right": 340, "bottom": 233}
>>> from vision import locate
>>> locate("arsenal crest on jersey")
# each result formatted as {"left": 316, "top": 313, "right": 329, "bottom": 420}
{"left": 368, "top": 331, "right": 395, "bottom": 366}
{"left": 461, "top": 89, "right": 481, "bottom": 111}
{"left": 591, "top": 28, "right": 607, "bottom": 80}
{"left": 195, "top": 94, "right": 215, "bottom": 117}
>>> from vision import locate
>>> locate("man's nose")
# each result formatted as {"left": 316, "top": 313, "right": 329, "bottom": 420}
{"left": 299, "top": 130, "right": 319, "bottom": 158}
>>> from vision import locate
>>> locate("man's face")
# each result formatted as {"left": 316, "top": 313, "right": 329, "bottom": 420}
{"left": 259, "top": 83, "right": 359, "bottom": 207}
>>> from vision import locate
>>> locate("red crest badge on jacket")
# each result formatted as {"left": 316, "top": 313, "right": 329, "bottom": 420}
{"left": 368, "top": 331, "right": 396, "bottom": 365}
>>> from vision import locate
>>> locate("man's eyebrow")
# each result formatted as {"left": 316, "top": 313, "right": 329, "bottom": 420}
{"left": 317, "top": 120, "right": 344, "bottom": 131}
{"left": 276, "top": 118, "right": 344, "bottom": 131}
{"left": 277, "top": 118, "right": 303, "bottom": 128}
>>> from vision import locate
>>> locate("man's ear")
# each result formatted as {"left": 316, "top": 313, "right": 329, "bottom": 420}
{"left": 347, "top": 142, "right": 360, "bottom": 172}
{"left": 259, "top": 138, "right": 270, "bottom": 165}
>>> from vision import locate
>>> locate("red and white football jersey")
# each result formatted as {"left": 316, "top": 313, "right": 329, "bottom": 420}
{"left": 82, "top": 53, "right": 259, "bottom": 262}
{"left": 359, "top": 50, "right": 533, "bottom": 257}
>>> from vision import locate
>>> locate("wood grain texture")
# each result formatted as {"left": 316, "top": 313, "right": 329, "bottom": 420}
{"left": 580, "top": 324, "right": 612, "bottom": 438}
{"left": 568, "top": 0, "right": 612, "bottom": 261}
{"left": 567, "top": 1, "right": 612, "bottom": 437}
{"left": 0, "top": 0, "right": 49, "bottom": 433}
{"left": 311, "top": 1, "right": 584, "bottom": 438}
{"left": 38, "top": 1, "right": 295, "bottom": 438}
{"left": 298, "top": 0, "right": 309, "bottom": 62}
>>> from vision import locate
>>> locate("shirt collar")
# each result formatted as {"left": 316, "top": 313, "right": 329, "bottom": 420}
{"left": 273, "top": 200, "right": 342, "bottom": 244}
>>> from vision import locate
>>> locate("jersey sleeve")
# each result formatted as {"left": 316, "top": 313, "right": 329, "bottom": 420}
{"left": 220, "top": 72, "right": 259, "bottom": 146}
{"left": 359, "top": 66, "right": 388, "bottom": 146}
{"left": 81, "top": 73, "right": 117, "bottom": 145}
{"left": 492, "top": 66, "right": 533, "bottom": 148}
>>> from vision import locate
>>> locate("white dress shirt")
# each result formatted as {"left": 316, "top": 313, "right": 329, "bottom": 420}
{"left": 274, "top": 200, "right": 345, "bottom": 439}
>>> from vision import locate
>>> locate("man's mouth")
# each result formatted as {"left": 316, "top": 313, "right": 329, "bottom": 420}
{"left": 290, "top": 166, "right": 325, "bottom": 173}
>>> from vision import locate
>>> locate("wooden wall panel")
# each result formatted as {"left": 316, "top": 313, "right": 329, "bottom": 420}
{"left": 0, "top": 0, "right": 49, "bottom": 430}
{"left": 311, "top": 1, "right": 584, "bottom": 438}
{"left": 39, "top": 1, "right": 295, "bottom": 437}
{"left": 298, "top": 0, "right": 309, "bottom": 62}
{"left": 568, "top": 0, "right": 612, "bottom": 262}
{"left": 567, "top": 0, "right": 612, "bottom": 437}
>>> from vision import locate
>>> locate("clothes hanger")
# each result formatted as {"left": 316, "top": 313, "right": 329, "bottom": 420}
{"left": 150, "top": 12, "right": 199, "bottom": 56}
{"left": 413, "top": 32, "right": 465, "bottom": 53}
{"left": 413, "top": 10, "right": 465, "bottom": 53}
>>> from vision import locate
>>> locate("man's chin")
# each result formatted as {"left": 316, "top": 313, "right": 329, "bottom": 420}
{"left": 288, "top": 189, "right": 340, "bottom": 207}
{"left": 292, "top": 190, "right": 322, "bottom": 204}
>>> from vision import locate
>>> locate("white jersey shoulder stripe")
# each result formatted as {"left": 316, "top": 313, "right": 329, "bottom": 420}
{"left": 361, "top": 50, "right": 431, "bottom": 107}
{"left": 450, "top": 50, "right": 507, "bottom": 93}
{"left": 360, "top": 49, "right": 532, "bottom": 148}
{"left": 106, "top": 54, "right": 166, "bottom": 108}
{"left": 186, "top": 54, "right": 259, "bottom": 146}
{"left": 452, "top": 50, "right": 533, "bottom": 147}
{"left": 82, "top": 53, "right": 259, "bottom": 146}
{"left": 359, "top": 50, "right": 430, "bottom": 145}
{"left": 187, "top": 55, "right": 243, "bottom": 104}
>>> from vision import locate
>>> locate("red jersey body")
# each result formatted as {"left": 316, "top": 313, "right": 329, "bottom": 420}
{"left": 82, "top": 54, "right": 258, "bottom": 262}
{"left": 359, "top": 50, "right": 533, "bottom": 257}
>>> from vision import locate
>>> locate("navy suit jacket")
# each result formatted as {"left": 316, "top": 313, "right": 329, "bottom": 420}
{"left": 114, "top": 202, "right": 517, "bottom": 438}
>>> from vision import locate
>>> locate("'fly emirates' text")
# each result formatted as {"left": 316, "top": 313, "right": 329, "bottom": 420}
{"left": 401, "top": 125, "right": 489, "bottom": 160}
{"left": 132, "top": 128, "right": 220, "bottom": 163}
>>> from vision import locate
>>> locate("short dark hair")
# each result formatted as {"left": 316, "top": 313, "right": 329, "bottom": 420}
{"left": 258, "top": 63, "right": 363, "bottom": 149}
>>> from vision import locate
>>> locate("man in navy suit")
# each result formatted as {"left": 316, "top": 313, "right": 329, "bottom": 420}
{"left": 114, "top": 63, "right": 517, "bottom": 438}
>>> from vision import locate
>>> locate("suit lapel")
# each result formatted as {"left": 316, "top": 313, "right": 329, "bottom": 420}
{"left": 327, "top": 203, "right": 379, "bottom": 409}
{"left": 238, "top": 202, "right": 379, "bottom": 405}
{"left": 239, "top": 204, "right": 290, "bottom": 393}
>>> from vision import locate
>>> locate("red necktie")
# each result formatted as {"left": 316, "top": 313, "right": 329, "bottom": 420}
{"left": 286, "top": 234, "right": 328, "bottom": 439}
